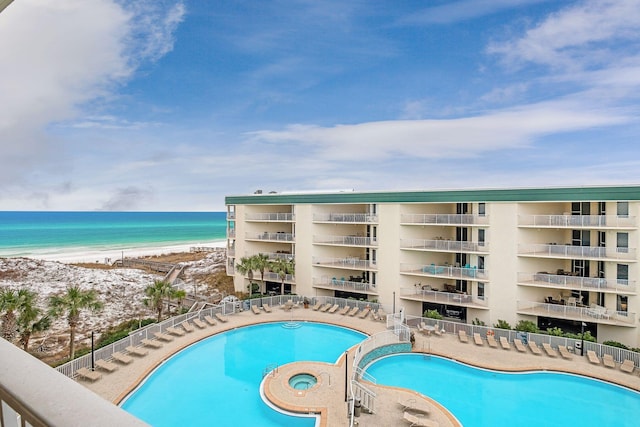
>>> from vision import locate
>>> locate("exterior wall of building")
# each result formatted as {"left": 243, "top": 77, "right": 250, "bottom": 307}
{"left": 226, "top": 187, "right": 640, "bottom": 348}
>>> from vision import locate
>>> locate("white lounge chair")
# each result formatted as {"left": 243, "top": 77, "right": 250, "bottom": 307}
{"left": 181, "top": 321, "right": 195, "bottom": 333}
{"left": 528, "top": 341, "right": 542, "bottom": 355}
{"left": 214, "top": 312, "right": 229, "bottom": 323}
{"left": 403, "top": 411, "right": 439, "bottom": 427}
{"left": 458, "top": 330, "right": 469, "bottom": 343}
{"left": 558, "top": 345, "right": 573, "bottom": 360}
{"left": 251, "top": 305, "right": 261, "bottom": 314}
{"left": 473, "top": 333, "right": 483, "bottom": 346}
{"left": 154, "top": 332, "right": 174, "bottom": 342}
{"left": 141, "top": 339, "right": 162, "bottom": 349}
{"left": 514, "top": 339, "right": 527, "bottom": 353}
{"left": 338, "top": 305, "right": 350, "bottom": 315}
{"left": 95, "top": 359, "right": 118, "bottom": 372}
{"left": 112, "top": 351, "right": 133, "bottom": 364}
{"left": 542, "top": 343, "right": 558, "bottom": 357}
{"left": 587, "top": 350, "right": 601, "bottom": 365}
{"left": 359, "top": 307, "right": 371, "bottom": 318}
{"left": 397, "top": 397, "right": 430, "bottom": 414}
{"left": 204, "top": 315, "right": 217, "bottom": 326}
{"left": 263, "top": 304, "right": 273, "bottom": 313}
{"left": 126, "top": 345, "right": 149, "bottom": 356}
{"left": 487, "top": 335, "right": 498, "bottom": 348}
{"left": 620, "top": 359, "right": 635, "bottom": 374}
{"left": 193, "top": 318, "right": 207, "bottom": 329}
{"left": 499, "top": 336, "right": 511, "bottom": 350}
{"left": 348, "top": 306, "right": 359, "bottom": 316}
{"left": 603, "top": 354, "right": 616, "bottom": 368}
{"left": 166, "top": 326, "right": 185, "bottom": 336}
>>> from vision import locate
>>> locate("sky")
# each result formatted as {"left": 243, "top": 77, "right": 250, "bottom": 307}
{"left": 1, "top": 0, "right": 639, "bottom": 211}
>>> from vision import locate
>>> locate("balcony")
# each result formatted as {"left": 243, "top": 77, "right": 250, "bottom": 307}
{"left": 245, "top": 212, "right": 294, "bottom": 222}
{"left": 263, "top": 271, "right": 295, "bottom": 282}
{"left": 313, "top": 256, "right": 377, "bottom": 271}
{"left": 246, "top": 232, "right": 295, "bottom": 242}
{"left": 313, "top": 276, "right": 378, "bottom": 294}
{"left": 400, "top": 263, "right": 489, "bottom": 281}
{"left": 519, "top": 214, "right": 636, "bottom": 229}
{"left": 518, "top": 272, "right": 636, "bottom": 294}
{"left": 313, "top": 235, "right": 377, "bottom": 247}
{"left": 313, "top": 213, "right": 378, "bottom": 223}
{"left": 518, "top": 244, "right": 636, "bottom": 261}
{"left": 517, "top": 300, "right": 636, "bottom": 327}
{"left": 228, "top": 229, "right": 236, "bottom": 238}
{"left": 227, "top": 212, "right": 236, "bottom": 220}
{"left": 399, "top": 287, "right": 488, "bottom": 309}
{"left": 262, "top": 251, "right": 294, "bottom": 261}
{"left": 400, "top": 238, "right": 489, "bottom": 253}
{"left": 400, "top": 213, "right": 488, "bottom": 226}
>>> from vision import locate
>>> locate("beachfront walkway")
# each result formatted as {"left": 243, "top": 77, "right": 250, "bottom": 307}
{"left": 81, "top": 308, "right": 639, "bottom": 427}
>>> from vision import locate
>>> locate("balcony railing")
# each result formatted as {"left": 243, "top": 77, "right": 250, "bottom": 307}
{"left": 399, "top": 287, "right": 488, "bottom": 308}
{"left": 313, "top": 277, "right": 377, "bottom": 294}
{"left": 519, "top": 214, "right": 636, "bottom": 228}
{"left": 517, "top": 300, "right": 636, "bottom": 326}
{"left": 400, "top": 263, "right": 488, "bottom": 281}
{"left": 518, "top": 244, "right": 636, "bottom": 260}
{"left": 518, "top": 272, "right": 636, "bottom": 293}
{"left": 313, "top": 213, "right": 378, "bottom": 223}
{"left": 227, "top": 212, "right": 236, "bottom": 220}
{"left": 263, "top": 251, "right": 294, "bottom": 261}
{"left": 245, "top": 212, "right": 294, "bottom": 221}
{"left": 247, "top": 232, "right": 295, "bottom": 242}
{"left": 400, "top": 213, "right": 489, "bottom": 225}
{"left": 313, "top": 256, "right": 377, "bottom": 270}
{"left": 400, "top": 238, "right": 489, "bottom": 253}
{"left": 263, "top": 271, "right": 295, "bottom": 282}
{"left": 313, "top": 235, "right": 377, "bottom": 246}
{"left": 228, "top": 229, "right": 236, "bottom": 238}
{"left": 227, "top": 247, "right": 235, "bottom": 257}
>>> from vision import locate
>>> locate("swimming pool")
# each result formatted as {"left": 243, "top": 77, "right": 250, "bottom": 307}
{"left": 365, "top": 354, "right": 640, "bottom": 427}
{"left": 121, "top": 322, "right": 366, "bottom": 427}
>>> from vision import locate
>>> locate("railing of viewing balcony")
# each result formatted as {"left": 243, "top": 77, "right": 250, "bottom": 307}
{"left": 262, "top": 251, "right": 294, "bottom": 260}
{"left": 313, "top": 276, "right": 377, "bottom": 293}
{"left": 400, "top": 213, "right": 489, "bottom": 225}
{"left": 263, "top": 271, "right": 295, "bottom": 282}
{"left": 400, "top": 287, "right": 488, "bottom": 307}
{"left": 227, "top": 212, "right": 235, "bottom": 220}
{"left": 400, "top": 263, "right": 488, "bottom": 281}
{"left": 247, "top": 231, "right": 295, "bottom": 242}
{"left": 313, "top": 256, "right": 377, "bottom": 270}
{"left": 245, "top": 212, "right": 294, "bottom": 221}
{"left": 227, "top": 247, "right": 235, "bottom": 257}
{"left": 400, "top": 238, "right": 489, "bottom": 253}
{"left": 518, "top": 272, "right": 636, "bottom": 293}
{"left": 517, "top": 300, "right": 636, "bottom": 326}
{"left": 313, "top": 213, "right": 378, "bottom": 223}
{"left": 228, "top": 229, "right": 236, "bottom": 238}
{"left": 519, "top": 214, "right": 636, "bottom": 228}
{"left": 313, "top": 235, "right": 377, "bottom": 246}
{"left": 518, "top": 244, "right": 636, "bottom": 260}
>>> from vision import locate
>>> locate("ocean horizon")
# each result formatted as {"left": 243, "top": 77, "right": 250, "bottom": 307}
{"left": 0, "top": 211, "right": 227, "bottom": 259}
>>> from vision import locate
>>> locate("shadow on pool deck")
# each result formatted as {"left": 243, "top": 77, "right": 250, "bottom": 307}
{"left": 81, "top": 307, "right": 639, "bottom": 427}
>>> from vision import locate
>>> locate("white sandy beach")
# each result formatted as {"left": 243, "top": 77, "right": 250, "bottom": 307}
{"left": 15, "top": 240, "right": 227, "bottom": 264}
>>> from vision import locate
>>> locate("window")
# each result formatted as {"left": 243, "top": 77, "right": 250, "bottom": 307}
{"left": 598, "top": 202, "right": 606, "bottom": 215}
{"left": 617, "top": 295, "right": 628, "bottom": 313}
{"left": 478, "top": 256, "right": 485, "bottom": 270}
{"left": 598, "top": 231, "right": 605, "bottom": 247}
{"left": 478, "top": 203, "right": 486, "bottom": 216}
{"left": 478, "top": 283, "right": 485, "bottom": 300}
{"left": 617, "top": 232, "right": 629, "bottom": 253}
{"left": 617, "top": 264, "right": 629, "bottom": 285}
{"left": 478, "top": 229, "right": 485, "bottom": 246}
{"left": 617, "top": 201, "right": 629, "bottom": 217}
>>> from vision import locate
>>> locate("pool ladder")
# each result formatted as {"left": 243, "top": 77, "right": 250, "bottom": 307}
{"left": 263, "top": 363, "right": 278, "bottom": 378}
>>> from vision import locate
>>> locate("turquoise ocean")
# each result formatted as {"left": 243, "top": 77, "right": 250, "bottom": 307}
{"left": 0, "top": 211, "right": 227, "bottom": 259}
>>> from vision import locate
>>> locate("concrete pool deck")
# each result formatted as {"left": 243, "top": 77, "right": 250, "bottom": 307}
{"left": 80, "top": 307, "right": 639, "bottom": 427}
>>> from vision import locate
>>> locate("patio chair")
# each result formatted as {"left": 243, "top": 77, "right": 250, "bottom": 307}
{"left": 542, "top": 343, "right": 558, "bottom": 358}
{"left": 348, "top": 306, "right": 360, "bottom": 316}
{"left": 473, "top": 333, "right": 483, "bottom": 346}
{"left": 181, "top": 321, "right": 195, "bottom": 333}
{"left": 327, "top": 304, "right": 340, "bottom": 313}
{"left": 397, "top": 397, "right": 430, "bottom": 414}
{"left": 587, "top": 350, "right": 601, "bottom": 365}
{"left": 251, "top": 305, "right": 261, "bottom": 314}
{"left": 487, "top": 334, "right": 498, "bottom": 348}
{"left": 154, "top": 332, "right": 174, "bottom": 342}
{"left": 603, "top": 354, "right": 616, "bottom": 368}
{"left": 499, "top": 336, "right": 511, "bottom": 350}
{"left": 514, "top": 339, "right": 527, "bottom": 353}
{"left": 311, "top": 302, "right": 322, "bottom": 310}
{"left": 263, "top": 303, "right": 273, "bottom": 313}
{"left": 166, "top": 326, "right": 185, "bottom": 337}
{"left": 111, "top": 351, "right": 133, "bottom": 364}
{"left": 76, "top": 367, "right": 101, "bottom": 382}
{"left": 319, "top": 303, "right": 332, "bottom": 312}
{"left": 620, "top": 359, "right": 635, "bottom": 374}
{"left": 528, "top": 341, "right": 542, "bottom": 355}
{"left": 403, "top": 411, "right": 439, "bottom": 427}
{"left": 338, "top": 305, "right": 350, "bottom": 315}
{"left": 95, "top": 359, "right": 118, "bottom": 372}
{"left": 458, "top": 330, "right": 469, "bottom": 343}
{"left": 193, "top": 318, "right": 208, "bottom": 329}
{"left": 204, "top": 315, "right": 218, "bottom": 326}
{"left": 141, "top": 339, "right": 162, "bottom": 349}
{"left": 126, "top": 345, "right": 149, "bottom": 356}
{"left": 359, "top": 307, "right": 371, "bottom": 318}
{"left": 558, "top": 345, "right": 573, "bottom": 360}
{"left": 214, "top": 312, "right": 229, "bottom": 323}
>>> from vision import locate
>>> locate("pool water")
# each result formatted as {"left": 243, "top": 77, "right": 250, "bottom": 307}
{"left": 365, "top": 354, "right": 640, "bottom": 427}
{"left": 289, "top": 373, "right": 318, "bottom": 390}
{"left": 121, "top": 322, "right": 365, "bottom": 427}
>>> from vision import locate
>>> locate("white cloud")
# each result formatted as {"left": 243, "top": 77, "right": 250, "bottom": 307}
{"left": 400, "top": 0, "right": 550, "bottom": 25}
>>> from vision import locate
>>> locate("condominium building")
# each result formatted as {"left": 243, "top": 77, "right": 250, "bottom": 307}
{"left": 225, "top": 186, "right": 639, "bottom": 347}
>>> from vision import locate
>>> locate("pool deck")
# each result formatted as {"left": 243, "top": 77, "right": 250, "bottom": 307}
{"left": 81, "top": 307, "right": 640, "bottom": 427}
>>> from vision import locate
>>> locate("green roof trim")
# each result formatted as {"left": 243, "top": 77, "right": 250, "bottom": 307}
{"left": 225, "top": 186, "right": 640, "bottom": 205}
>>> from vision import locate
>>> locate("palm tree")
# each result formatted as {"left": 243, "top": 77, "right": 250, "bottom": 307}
{"left": 144, "top": 280, "right": 172, "bottom": 322}
{"left": 269, "top": 258, "right": 295, "bottom": 295}
{"left": 253, "top": 253, "right": 271, "bottom": 295}
{"left": 49, "top": 286, "right": 103, "bottom": 359}
{"left": 171, "top": 288, "right": 187, "bottom": 314}
{"left": 0, "top": 288, "right": 20, "bottom": 341}
{"left": 17, "top": 292, "right": 51, "bottom": 352}
{"left": 236, "top": 256, "right": 257, "bottom": 296}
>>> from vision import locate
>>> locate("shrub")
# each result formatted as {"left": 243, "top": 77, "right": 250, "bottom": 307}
{"left": 603, "top": 340, "right": 629, "bottom": 350}
{"left": 514, "top": 320, "right": 538, "bottom": 333}
{"left": 564, "top": 331, "right": 597, "bottom": 342}
{"left": 472, "top": 318, "right": 486, "bottom": 326}
{"left": 546, "top": 327, "right": 564, "bottom": 336}
{"left": 494, "top": 319, "right": 511, "bottom": 330}
{"left": 424, "top": 309, "right": 443, "bottom": 320}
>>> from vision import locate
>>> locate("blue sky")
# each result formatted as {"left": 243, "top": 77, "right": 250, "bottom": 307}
{"left": 1, "top": 0, "right": 639, "bottom": 211}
